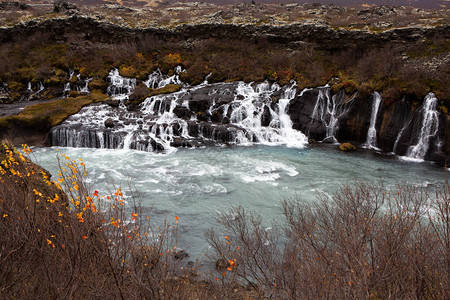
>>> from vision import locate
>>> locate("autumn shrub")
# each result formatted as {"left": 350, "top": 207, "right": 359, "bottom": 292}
{"left": 0, "top": 142, "right": 215, "bottom": 299}
{"left": 206, "top": 181, "right": 449, "bottom": 299}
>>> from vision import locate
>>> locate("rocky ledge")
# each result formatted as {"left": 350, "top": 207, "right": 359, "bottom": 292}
{"left": 1, "top": 12, "right": 449, "bottom": 52}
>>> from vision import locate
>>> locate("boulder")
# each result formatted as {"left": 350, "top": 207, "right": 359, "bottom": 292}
{"left": 210, "top": 110, "right": 222, "bottom": 123}
{"left": 0, "top": 93, "right": 8, "bottom": 103}
{"left": 53, "top": 0, "right": 78, "bottom": 13}
{"left": 261, "top": 105, "right": 272, "bottom": 127}
{"left": 104, "top": 118, "right": 114, "bottom": 128}
{"left": 173, "top": 105, "right": 191, "bottom": 119}
{"left": 104, "top": 99, "right": 120, "bottom": 108}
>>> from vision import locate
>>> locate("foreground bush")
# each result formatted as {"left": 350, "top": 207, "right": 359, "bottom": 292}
{"left": 0, "top": 142, "right": 223, "bottom": 299}
{"left": 206, "top": 182, "right": 449, "bottom": 299}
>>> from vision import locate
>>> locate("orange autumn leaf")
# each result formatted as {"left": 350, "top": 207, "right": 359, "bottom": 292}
{"left": 82, "top": 235, "right": 87, "bottom": 240}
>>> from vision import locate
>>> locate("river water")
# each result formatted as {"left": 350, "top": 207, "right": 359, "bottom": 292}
{"left": 32, "top": 145, "right": 444, "bottom": 259}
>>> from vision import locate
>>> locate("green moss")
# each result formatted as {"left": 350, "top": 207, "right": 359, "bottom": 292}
{"left": 148, "top": 84, "right": 182, "bottom": 97}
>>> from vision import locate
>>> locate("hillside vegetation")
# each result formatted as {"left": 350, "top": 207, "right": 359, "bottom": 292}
{"left": 0, "top": 2, "right": 448, "bottom": 106}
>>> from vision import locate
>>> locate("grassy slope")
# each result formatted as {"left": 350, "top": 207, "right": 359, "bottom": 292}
{"left": 0, "top": 90, "right": 107, "bottom": 141}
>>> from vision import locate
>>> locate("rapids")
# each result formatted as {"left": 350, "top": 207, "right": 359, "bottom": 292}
{"left": 32, "top": 145, "right": 444, "bottom": 259}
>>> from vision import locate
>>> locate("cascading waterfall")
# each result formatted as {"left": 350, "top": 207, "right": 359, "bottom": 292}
{"left": 63, "top": 83, "right": 71, "bottom": 95}
{"left": 106, "top": 69, "right": 136, "bottom": 100}
{"left": 144, "top": 67, "right": 184, "bottom": 89}
{"left": 76, "top": 78, "right": 92, "bottom": 94}
{"left": 68, "top": 69, "right": 74, "bottom": 80}
{"left": 36, "top": 82, "right": 44, "bottom": 93}
{"left": 229, "top": 82, "right": 308, "bottom": 147}
{"left": 363, "top": 92, "right": 382, "bottom": 149}
{"left": 393, "top": 116, "right": 412, "bottom": 154}
{"left": 26, "top": 82, "right": 44, "bottom": 99}
{"left": 52, "top": 76, "right": 309, "bottom": 152}
{"left": 309, "top": 88, "right": 355, "bottom": 143}
{"left": 405, "top": 92, "right": 439, "bottom": 160}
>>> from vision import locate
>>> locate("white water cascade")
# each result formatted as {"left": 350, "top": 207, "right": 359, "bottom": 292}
{"left": 363, "top": 92, "right": 382, "bottom": 149}
{"left": 68, "top": 69, "right": 74, "bottom": 80}
{"left": 26, "top": 82, "right": 44, "bottom": 99}
{"left": 63, "top": 82, "right": 71, "bottom": 96}
{"left": 76, "top": 77, "right": 92, "bottom": 94}
{"left": 52, "top": 79, "right": 309, "bottom": 152}
{"left": 405, "top": 93, "right": 439, "bottom": 160}
{"left": 227, "top": 82, "right": 308, "bottom": 147}
{"left": 144, "top": 66, "right": 184, "bottom": 89}
{"left": 309, "top": 88, "right": 355, "bottom": 143}
{"left": 106, "top": 69, "right": 136, "bottom": 100}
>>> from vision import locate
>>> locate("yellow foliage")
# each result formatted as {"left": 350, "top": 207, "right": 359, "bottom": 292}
{"left": 119, "top": 66, "right": 137, "bottom": 77}
{"left": 339, "top": 143, "right": 357, "bottom": 152}
{"left": 163, "top": 53, "right": 182, "bottom": 65}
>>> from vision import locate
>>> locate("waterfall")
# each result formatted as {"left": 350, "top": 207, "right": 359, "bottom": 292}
{"left": 63, "top": 83, "right": 71, "bottom": 96}
{"left": 405, "top": 93, "right": 439, "bottom": 160}
{"left": 106, "top": 69, "right": 136, "bottom": 100}
{"left": 392, "top": 116, "right": 412, "bottom": 154}
{"left": 68, "top": 69, "right": 74, "bottom": 80}
{"left": 37, "top": 82, "right": 44, "bottom": 93}
{"left": 143, "top": 67, "right": 185, "bottom": 89}
{"left": 309, "top": 88, "right": 355, "bottom": 143}
{"left": 52, "top": 79, "right": 309, "bottom": 152}
{"left": 363, "top": 92, "right": 382, "bottom": 149}
{"left": 26, "top": 82, "right": 44, "bottom": 99}
{"left": 76, "top": 78, "right": 92, "bottom": 94}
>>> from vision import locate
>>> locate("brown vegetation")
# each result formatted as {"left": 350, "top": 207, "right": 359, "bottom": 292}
{"left": 206, "top": 182, "right": 449, "bottom": 299}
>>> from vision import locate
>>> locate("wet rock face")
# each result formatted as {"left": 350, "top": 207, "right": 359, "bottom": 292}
{"left": 288, "top": 89, "right": 323, "bottom": 139}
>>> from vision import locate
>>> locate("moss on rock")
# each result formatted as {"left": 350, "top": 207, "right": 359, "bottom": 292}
{"left": 339, "top": 143, "right": 356, "bottom": 152}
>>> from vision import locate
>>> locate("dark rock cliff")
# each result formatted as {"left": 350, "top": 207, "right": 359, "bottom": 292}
{"left": 1, "top": 15, "right": 449, "bottom": 51}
